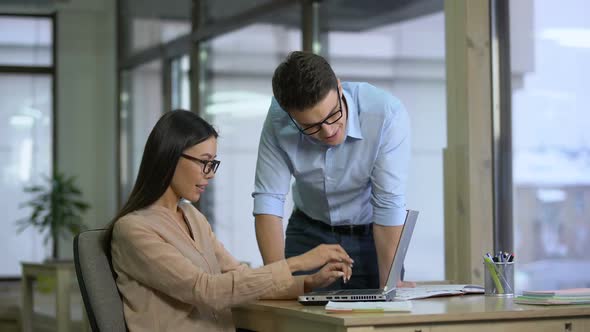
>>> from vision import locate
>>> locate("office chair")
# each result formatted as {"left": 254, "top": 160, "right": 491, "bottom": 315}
{"left": 74, "top": 229, "right": 127, "bottom": 332}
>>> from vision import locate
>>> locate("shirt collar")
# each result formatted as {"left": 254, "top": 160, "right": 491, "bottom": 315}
{"left": 343, "top": 88, "right": 363, "bottom": 140}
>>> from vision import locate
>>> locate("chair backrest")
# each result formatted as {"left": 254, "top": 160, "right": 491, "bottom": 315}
{"left": 74, "top": 229, "right": 127, "bottom": 332}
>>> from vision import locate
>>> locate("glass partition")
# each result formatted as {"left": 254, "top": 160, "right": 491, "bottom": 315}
{"left": 171, "top": 55, "right": 190, "bottom": 110}
{"left": 116, "top": 0, "right": 447, "bottom": 280}
{"left": 202, "top": 21, "right": 301, "bottom": 266}
{"left": 119, "top": 0, "right": 190, "bottom": 57}
{"left": 325, "top": 12, "right": 447, "bottom": 281}
{"left": 119, "top": 60, "right": 163, "bottom": 202}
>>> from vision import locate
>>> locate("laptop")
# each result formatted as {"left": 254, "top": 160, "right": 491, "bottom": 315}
{"left": 298, "top": 210, "right": 419, "bottom": 305}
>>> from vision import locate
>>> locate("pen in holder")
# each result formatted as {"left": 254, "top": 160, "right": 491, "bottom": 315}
{"left": 483, "top": 255, "right": 514, "bottom": 297}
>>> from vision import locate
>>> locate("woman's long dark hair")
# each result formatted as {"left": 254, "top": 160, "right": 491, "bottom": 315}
{"left": 105, "top": 110, "right": 218, "bottom": 250}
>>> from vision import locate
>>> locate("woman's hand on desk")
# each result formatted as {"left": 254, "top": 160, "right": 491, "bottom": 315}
{"left": 303, "top": 262, "right": 352, "bottom": 292}
{"left": 286, "top": 244, "right": 354, "bottom": 272}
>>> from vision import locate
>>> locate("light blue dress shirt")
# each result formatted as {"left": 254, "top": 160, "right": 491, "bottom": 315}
{"left": 252, "top": 82, "right": 410, "bottom": 226}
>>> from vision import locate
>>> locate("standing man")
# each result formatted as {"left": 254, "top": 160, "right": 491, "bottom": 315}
{"left": 253, "top": 51, "right": 412, "bottom": 290}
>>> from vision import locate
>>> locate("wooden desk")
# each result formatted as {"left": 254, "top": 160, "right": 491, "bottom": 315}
{"left": 233, "top": 296, "right": 590, "bottom": 332}
{"left": 21, "top": 262, "right": 89, "bottom": 332}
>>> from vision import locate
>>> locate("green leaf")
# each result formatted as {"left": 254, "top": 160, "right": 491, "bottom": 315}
{"left": 23, "top": 185, "right": 45, "bottom": 193}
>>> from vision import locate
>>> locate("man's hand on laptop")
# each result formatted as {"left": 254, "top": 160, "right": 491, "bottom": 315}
{"left": 287, "top": 244, "right": 354, "bottom": 272}
{"left": 303, "top": 262, "right": 353, "bottom": 292}
{"left": 397, "top": 280, "right": 416, "bottom": 288}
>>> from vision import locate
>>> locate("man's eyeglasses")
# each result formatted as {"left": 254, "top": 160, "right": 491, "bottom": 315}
{"left": 181, "top": 154, "right": 221, "bottom": 174}
{"left": 288, "top": 93, "right": 343, "bottom": 136}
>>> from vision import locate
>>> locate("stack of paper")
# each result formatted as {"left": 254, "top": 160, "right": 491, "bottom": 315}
{"left": 394, "top": 284, "right": 484, "bottom": 301}
{"left": 325, "top": 301, "right": 412, "bottom": 313}
{"left": 515, "top": 288, "right": 590, "bottom": 305}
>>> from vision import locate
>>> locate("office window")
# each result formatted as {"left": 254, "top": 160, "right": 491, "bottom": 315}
{"left": 0, "top": 15, "right": 54, "bottom": 277}
{"left": 0, "top": 74, "right": 52, "bottom": 276}
{"left": 326, "top": 12, "right": 447, "bottom": 281}
{"left": 0, "top": 16, "right": 52, "bottom": 66}
{"left": 511, "top": 0, "right": 590, "bottom": 290}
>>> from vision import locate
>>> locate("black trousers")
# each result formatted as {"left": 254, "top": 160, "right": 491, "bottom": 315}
{"left": 284, "top": 209, "right": 381, "bottom": 290}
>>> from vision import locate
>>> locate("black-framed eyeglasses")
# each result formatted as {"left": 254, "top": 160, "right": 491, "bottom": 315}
{"left": 288, "top": 93, "right": 343, "bottom": 136}
{"left": 181, "top": 154, "right": 221, "bottom": 174}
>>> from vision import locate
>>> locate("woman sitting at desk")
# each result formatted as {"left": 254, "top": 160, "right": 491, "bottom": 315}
{"left": 106, "top": 110, "right": 353, "bottom": 332}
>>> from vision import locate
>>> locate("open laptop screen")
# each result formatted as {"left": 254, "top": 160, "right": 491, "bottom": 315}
{"left": 297, "top": 209, "right": 419, "bottom": 304}
{"left": 383, "top": 210, "right": 419, "bottom": 293}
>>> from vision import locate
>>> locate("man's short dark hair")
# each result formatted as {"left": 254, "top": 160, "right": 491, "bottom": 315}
{"left": 272, "top": 51, "right": 338, "bottom": 112}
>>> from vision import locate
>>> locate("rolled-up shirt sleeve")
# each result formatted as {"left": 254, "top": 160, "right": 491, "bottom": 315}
{"left": 252, "top": 101, "right": 293, "bottom": 218}
{"left": 370, "top": 102, "right": 411, "bottom": 226}
{"left": 210, "top": 221, "right": 305, "bottom": 299}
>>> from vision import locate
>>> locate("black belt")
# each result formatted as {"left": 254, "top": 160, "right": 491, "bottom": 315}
{"left": 293, "top": 209, "right": 372, "bottom": 236}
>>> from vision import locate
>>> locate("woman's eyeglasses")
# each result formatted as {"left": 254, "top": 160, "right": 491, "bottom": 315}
{"left": 181, "top": 154, "right": 221, "bottom": 174}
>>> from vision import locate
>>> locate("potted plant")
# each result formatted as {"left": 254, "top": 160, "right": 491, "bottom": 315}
{"left": 16, "top": 172, "right": 90, "bottom": 261}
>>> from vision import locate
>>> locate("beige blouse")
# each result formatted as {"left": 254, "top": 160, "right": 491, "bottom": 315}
{"left": 111, "top": 202, "right": 304, "bottom": 332}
